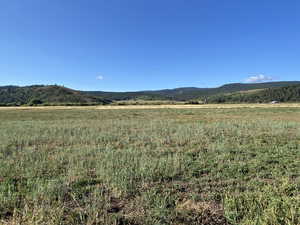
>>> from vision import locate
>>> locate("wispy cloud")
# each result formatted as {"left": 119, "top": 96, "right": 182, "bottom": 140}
{"left": 96, "top": 75, "right": 104, "bottom": 80}
{"left": 245, "top": 74, "right": 274, "bottom": 83}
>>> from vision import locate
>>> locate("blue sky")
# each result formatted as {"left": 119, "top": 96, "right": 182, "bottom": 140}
{"left": 1, "top": 0, "right": 300, "bottom": 91}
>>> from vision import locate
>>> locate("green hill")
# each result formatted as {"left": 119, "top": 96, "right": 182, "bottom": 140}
{"left": 207, "top": 84, "right": 300, "bottom": 103}
{"left": 85, "top": 81, "right": 300, "bottom": 101}
{"left": 1, "top": 81, "right": 300, "bottom": 106}
{"left": 0, "top": 85, "right": 111, "bottom": 106}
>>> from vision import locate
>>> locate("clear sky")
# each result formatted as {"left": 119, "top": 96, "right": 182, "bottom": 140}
{"left": 1, "top": 0, "right": 300, "bottom": 91}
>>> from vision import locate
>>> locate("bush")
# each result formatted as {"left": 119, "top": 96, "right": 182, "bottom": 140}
{"left": 28, "top": 98, "right": 43, "bottom": 106}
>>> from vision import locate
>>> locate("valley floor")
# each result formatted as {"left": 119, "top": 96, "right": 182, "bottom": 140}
{"left": 1, "top": 102, "right": 300, "bottom": 111}
{"left": 0, "top": 107, "right": 299, "bottom": 224}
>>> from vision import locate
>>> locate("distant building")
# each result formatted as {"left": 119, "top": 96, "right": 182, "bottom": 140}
{"left": 270, "top": 101, "right": 279, "bottom": 104}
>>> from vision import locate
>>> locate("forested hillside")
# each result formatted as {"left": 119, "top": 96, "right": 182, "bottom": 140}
{"left": 0, "top": 85, "right": 110, "bottom": 106}
{"left": 85, "top": 81, "right": 300, "bottom": 101}
{"left": 1, "top": 81, "right": 300, "bottom": 106}
{"left": 207, "top": 84, "right": 300, "bottom": 103}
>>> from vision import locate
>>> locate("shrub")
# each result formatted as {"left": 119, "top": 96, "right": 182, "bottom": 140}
{"left": 28, "top": 98, "right": 43, "bottom": 106}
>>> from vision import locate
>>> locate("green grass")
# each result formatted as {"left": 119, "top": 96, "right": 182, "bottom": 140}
{"left": 0, "top": 108, "right": 299, "bottom": 225}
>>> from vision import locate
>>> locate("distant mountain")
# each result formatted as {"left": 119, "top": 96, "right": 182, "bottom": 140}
{"left": 0, "top": 85, "right": 110, "bottom": 106}
{"left": 207, "top": 84, "right": 300, "bottom": 103}
{"left": 85, "top": 81, "right": 300, "bottom": 101}
{"left": 1, "top": 81, "right": 300, "bottom": 106}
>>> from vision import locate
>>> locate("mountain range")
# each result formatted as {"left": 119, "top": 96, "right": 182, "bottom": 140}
{"left": 1, "top": 81, "right": 300, "bottom": 106}
{"left": 85, "top": 81, "right": 300, "bottom": 101}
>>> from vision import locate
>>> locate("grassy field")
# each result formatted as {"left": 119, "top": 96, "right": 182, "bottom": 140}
{"left": 0, "top": 106, "right": 299, "bottom": 225}
{"left": 1, "top": 103, "right": 300, "bottom": 110}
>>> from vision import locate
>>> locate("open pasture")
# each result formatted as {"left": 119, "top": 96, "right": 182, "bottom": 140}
{"left": 1, "top": 103, "right": 300, "bottom": 111}
{"left": 0, "top": 106, "right": 299, "bottom": 225}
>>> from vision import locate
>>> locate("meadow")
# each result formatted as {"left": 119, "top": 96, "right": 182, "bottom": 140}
{"left": 0, "top": 106, "right": 299, "bottom": 225}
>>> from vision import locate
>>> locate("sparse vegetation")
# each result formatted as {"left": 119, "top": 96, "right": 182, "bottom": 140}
{"left": 0, "top": 107, "right": 299, "bottom": 224}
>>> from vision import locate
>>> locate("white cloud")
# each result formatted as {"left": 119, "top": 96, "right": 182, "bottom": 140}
{"left": 96, "top": 75, "right": 104, "bottom": 80}
{"left": 245, "top": 74, "right": 273, "bottom": 83}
